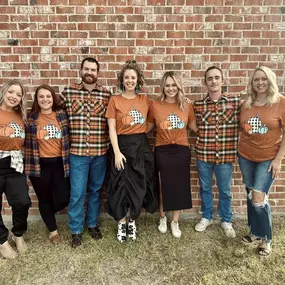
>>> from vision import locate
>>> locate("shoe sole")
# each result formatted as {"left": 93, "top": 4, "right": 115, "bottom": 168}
{"left": 195, "top": 223, "right": 213, "bottom": 232}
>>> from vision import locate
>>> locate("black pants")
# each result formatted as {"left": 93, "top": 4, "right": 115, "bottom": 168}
{"left": 29, "top": 157, "right": 70, "bottom": 232}
{"left": 0, "top": 156, "right": 31, "bottom": 245}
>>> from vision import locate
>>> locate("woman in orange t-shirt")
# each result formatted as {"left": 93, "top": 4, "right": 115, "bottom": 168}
{"left": 105, "top": 60, "right": 157, "bottom": 243}
{"left": 25, "top": 85, "right": 70, "bottom": 245}
{"left": 0, "top": 80, "right": 31, "bottom": 259}
{"left": 147, "top": 71, "right": 197, "bottom": 238}
{"left": 238, "top": 66, "right": 285, "bottom": 256}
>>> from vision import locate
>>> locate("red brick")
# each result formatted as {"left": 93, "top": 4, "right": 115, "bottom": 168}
{"left": 205, "top": 15, "right": 223, "bottom": 22}
{"left": 167, "top": 0, "right": 185, "bottom": 4}
{"left": 49, "top": 15, "right": 67, "bottom": 22}
{"left": 136, "top": 39, "right": 154, "bottom": 46}
{"left": 128, "top": 31, "right": 146, "bottom": 38}
{"left": 186, "top": 0, "right": 204, "bottom": 4}
{"left": 167, "top": 31, "right": 185, "bottom": 38}
{"left": 185, "top": 47, "right": 203, "bottom": 54}
{"left": 1, "top": 55, "right": 20, "bottom": 62}
{"left": 116, "top": 7, "right": 133, "bottom": 14}
{"left": 185, "top": 15, "right": 203, "bottom": 22}
{"left": 174, "top": 39, "right": 192, "bottom": 46}
{"left": 166, "top": 15, "right": 184, "bottom": 22}
{"left": 147, "top": 31, "right": 165, "bottom": 38}
{"left": 156, "top": 23, "right": 175, "bottom": 30}
{"left": 147, "top": 0, "right": 166, "bottom": 4}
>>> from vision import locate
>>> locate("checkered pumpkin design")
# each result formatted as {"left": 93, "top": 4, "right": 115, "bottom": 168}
{"left": 247, "top": 114, "right": 268, "bottom": 135}
{"left": 167, "top": 113, "right": 185, "bottom": 129}
{"left": 129, "top": 107, "right": 145, "bottom": 125}
{"left": 247, "top": 115, "right": 262, "bottom": 134}
{"left": 9, "top": 121, "right": 25, "bottom": 139}
{"left": 43, "top": 123, "right": 62, "bottom": 140}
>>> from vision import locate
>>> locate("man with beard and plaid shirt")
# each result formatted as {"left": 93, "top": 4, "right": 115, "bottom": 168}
{"left": 60, "top": 57, "right": 111, "bottom": 247}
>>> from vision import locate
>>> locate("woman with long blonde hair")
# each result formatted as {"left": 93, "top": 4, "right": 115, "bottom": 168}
{"left": 238, "top": 66, "right": 285, "bottom": 256}
{"left": 0, "top": 80, "right": 31, "bottom": 259}
{"left": 147, "top": 71, "right": 197, "bottom": 238}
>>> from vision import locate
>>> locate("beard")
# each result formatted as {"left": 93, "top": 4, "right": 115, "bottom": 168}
{"left": 81, "top": 73, "right": 97, "bottom": 84}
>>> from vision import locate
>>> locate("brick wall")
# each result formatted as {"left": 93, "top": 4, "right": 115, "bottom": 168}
{"left": 1, "top": 0, "right": 285, "bottom": 215}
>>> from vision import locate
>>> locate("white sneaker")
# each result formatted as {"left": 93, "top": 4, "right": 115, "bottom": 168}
{"left": 128, "top": 220, "right": 137, "bottom": 241}
{"left": 195, "top": 218, "right": 213, "bottom": 232}
{"left": 117, "top": 222, "right": 127, "bottom": 243}
{"left": 170, "top": 221, "right": 181, "bottom": 238}
{"left": 221, "top": 222, "right": 236, "bottom": 238}
{"left": 158, "top": 217, "right": 167, "bottom": 234}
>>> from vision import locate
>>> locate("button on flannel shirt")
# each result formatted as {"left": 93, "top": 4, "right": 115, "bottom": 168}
{"left": 193, "top": 93, "right": 240, "bottom": 164}
{"left": 24, "top": 110, "right": 70, "bottom": 177}
{"left": 60, "top": 82, "right": 111, "bottom": 156}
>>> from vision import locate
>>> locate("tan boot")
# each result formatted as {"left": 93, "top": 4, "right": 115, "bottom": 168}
{"left": 0, "top": 241, "right": 17, "bottom": 259}
{"left": 12, "top": 235, "right": 28, "bottom": 253}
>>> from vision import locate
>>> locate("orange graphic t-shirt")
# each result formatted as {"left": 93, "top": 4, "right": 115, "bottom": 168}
{"left": 0, "top": 109, "right": 25, "bottom": 151}
{"left": 37, "top": 112, "right": 62, "bottom": 158}
{"left": 238, "top": 96, "right": 285, "bottom": 162}
{"left": 148, "top": 101, "right": 196, "bottom": 146}
{"left": 105, "top": 94, "right": 151, "bottom": 135}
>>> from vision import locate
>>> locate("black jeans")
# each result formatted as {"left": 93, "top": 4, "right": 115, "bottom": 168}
{"left": 0, "top": 157, "right": 31, "bottom": 244}
{"left": 29, "top": 157, "right": 70, "bottom": 232}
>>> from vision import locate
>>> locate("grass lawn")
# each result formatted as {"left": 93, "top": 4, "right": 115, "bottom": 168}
{"left": 1, "top": 214, "right": 285, "bottom": 285}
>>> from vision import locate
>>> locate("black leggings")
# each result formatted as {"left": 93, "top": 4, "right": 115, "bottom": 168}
{"left": 29, "top": 157, "right": 70, "bottom": 232}
{"left": 0, "top": 156, "right": 31, "bottom": 245}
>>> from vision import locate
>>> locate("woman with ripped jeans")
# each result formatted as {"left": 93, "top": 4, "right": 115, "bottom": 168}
{"left": 238, "top": 66, "right": 285, "bottom": 256}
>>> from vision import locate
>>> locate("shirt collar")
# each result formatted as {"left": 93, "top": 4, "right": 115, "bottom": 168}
{"left": 73, "top": 82, "right": 104, "bottom": 92}
{"left": 204, "top": 92, "right": 228, "bottom": 103}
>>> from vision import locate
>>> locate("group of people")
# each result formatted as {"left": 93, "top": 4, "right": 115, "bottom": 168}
{"left": 0, "top": 57, "right": 284, "bottom": 259}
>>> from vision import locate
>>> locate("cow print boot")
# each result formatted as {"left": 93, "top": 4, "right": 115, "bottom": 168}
{"left": 128, "top": 219, "right": 137, "bottom": 241}
{"left": 117, "top": 222, "right": 127, "bottom": 243}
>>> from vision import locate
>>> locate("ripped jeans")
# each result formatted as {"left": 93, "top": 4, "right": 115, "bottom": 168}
{"left": 238, "top": 154, "right": 274, "bottom": 242}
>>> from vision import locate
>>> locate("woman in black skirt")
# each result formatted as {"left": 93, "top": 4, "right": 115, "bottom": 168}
{"left": 147, "top": 71, "right": 197, "bottom": 238}
{"left": 105, "top": 60, "right": 157, "bottom": 243}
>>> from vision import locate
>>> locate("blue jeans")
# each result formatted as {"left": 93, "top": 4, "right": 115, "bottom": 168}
{"left": 68, "top": 154, "right": 107, "bottom": 234}
{"left": 238, "top": 154, "right": 274, "bottom": 242}
{"left": 197, "top": 159, "right": 233, "bottom": 223}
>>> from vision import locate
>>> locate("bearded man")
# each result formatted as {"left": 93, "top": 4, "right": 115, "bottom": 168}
{"left": 60, "top": 57, "right": 111, "bottom": 247}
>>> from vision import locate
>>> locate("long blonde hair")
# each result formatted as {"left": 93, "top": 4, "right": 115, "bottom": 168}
{"left": 159, "top": 71, "right": 185, "bottom": 111}
{"left": 0, "top": 80, "right": 27, "bottom": 122}
{"left": 244, "top": 66, "right": 280, "bottom": 109}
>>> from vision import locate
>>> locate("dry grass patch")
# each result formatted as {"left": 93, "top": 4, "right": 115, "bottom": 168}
{"left": 1, "top": 215, "right": 285, "bottom": 285}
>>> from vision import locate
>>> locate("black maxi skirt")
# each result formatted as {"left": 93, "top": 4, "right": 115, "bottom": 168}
{"left": 105, "top": 133, "right": 158, "bottom": 221}
{"left": 155, "top": 144, "right": 192, "bottom": 212}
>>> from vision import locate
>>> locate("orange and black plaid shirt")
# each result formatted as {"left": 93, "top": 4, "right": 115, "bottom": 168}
{"left": 60, "top": 82, "right": 111, "bottom": 156}
{"left": 193, "top": 93, "right": 240, "bottom": 164}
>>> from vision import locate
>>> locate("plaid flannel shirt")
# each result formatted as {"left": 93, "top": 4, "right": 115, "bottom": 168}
{"left": 193, "top": 93, "right": 240, "bottom": 164}
{"left": 24, "top": 110, "right": 70, "bottom": 177}
{"left": 60, "top": 82, "right": 111, "bottom": 156}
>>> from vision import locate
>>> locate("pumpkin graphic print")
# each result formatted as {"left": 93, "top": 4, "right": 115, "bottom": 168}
{"left": 122, "top": 107, "right": 145, "bottom": 126}
{"left": 243, "top": 114, "right": 269, "bottom": 135}
{"left": 37, "top": 121, "right": 62, "bottom": 141}
{"left": 0, "top": 121, "right": 25, "bottom": 138}
{"left": 160, "top": 113, "right": 185, "bottom": 130}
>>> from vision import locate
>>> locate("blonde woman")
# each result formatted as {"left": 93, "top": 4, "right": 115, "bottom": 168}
{"left": 238, "top": 66, "right": 285, "bottom": 256}
{"left": 147, "top": 71, "right": 197, "bottom": 238}
{"left": 0, "top": 80, "right": 31, "bottom": 259}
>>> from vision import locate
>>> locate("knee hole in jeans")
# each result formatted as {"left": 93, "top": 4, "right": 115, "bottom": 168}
{"left": 251, "top": 189, "right": 267, "bottom": 207}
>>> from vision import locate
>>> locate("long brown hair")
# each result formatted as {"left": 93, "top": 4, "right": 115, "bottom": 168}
{"left": 30, "top": 84, "right": 61, "bottom": 113}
